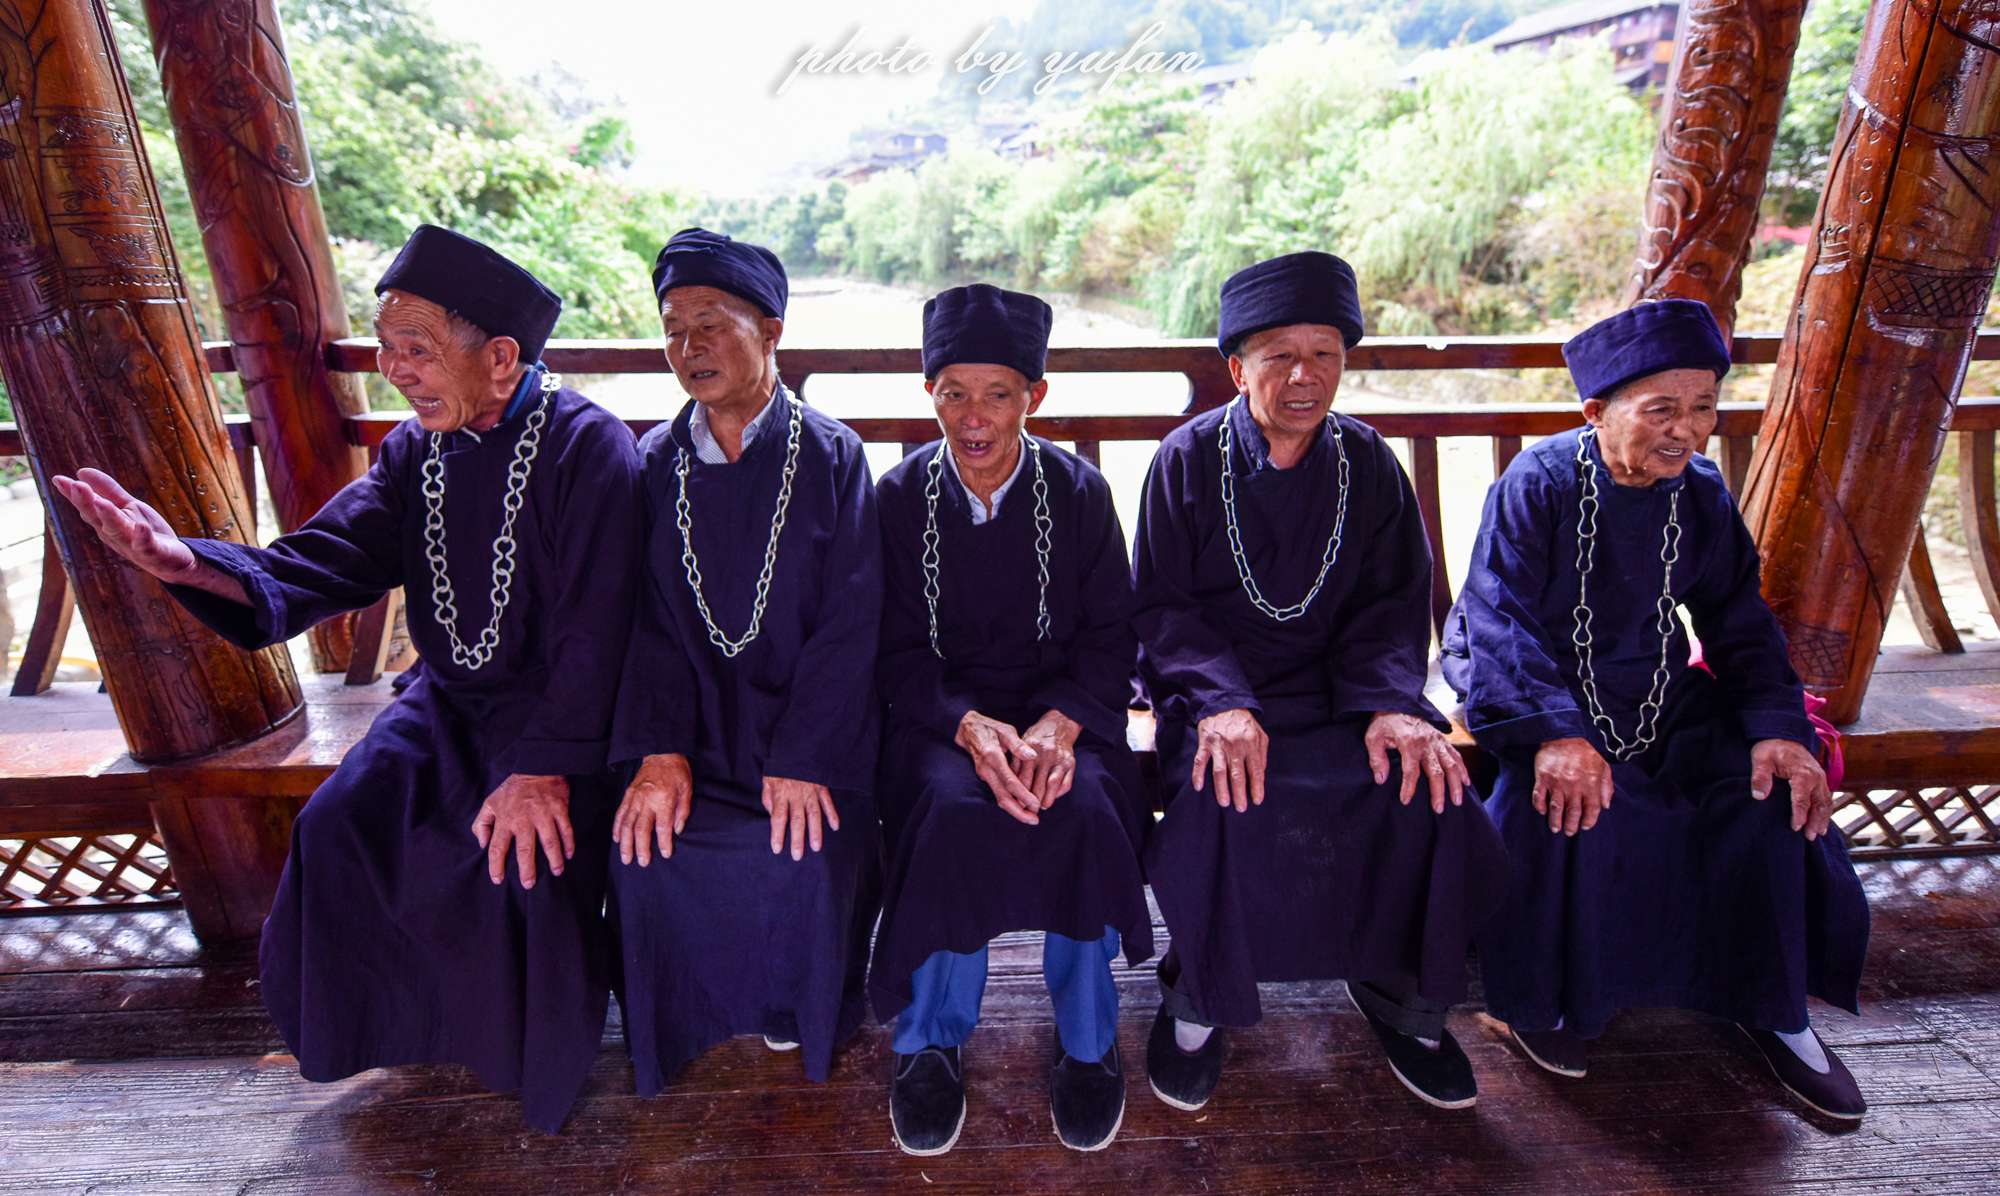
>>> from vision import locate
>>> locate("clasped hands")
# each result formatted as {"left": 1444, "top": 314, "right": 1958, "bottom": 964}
{"left": 956, "top": 708, "right": 1082, "bottom": 826}
{"left": 1190, "top": 707, "right": 1470, "bottom": 813}
{"left": 613, "top": 753, "right": 840, "bottom": 865}
{"left": 1531, "top": 735, "right": 1832, "bottom": 838}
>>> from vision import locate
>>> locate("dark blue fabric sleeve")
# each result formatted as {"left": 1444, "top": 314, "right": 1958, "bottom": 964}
{"left": 1131, "top": 432, "right": 1261, "bottom": 724}
{"left": 1451, "top": 459, "right": 1594, "bottom": 751}
{"left": 876, "top": 464, "right": 982, "bottom": 743}
{"left": 1689, "top": 501, "right": 1818, "bottom": 751}
{"left": 496, "top": 411, "right": 646, "bottom": 778}
{"left": 1321, "top": 432, "right": 1448, "bottom": 728}
{"left": 609, "top": 452, "right": 703, "bottom": 766}
{"left": 1028, "top": 466, "right": 1138, "bottom": 748}
{"left": 765, "top": 434, "right": 884, "bottom": 791}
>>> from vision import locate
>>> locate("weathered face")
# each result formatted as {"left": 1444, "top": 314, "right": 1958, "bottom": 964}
{"left": 373, "top": 290, "right": 518, "bottom": 433}
{"left": 927, "top": 363, "right": 1048, "bottom": 471}
{"left": 1584, "top": 367, "right": 1721, "bottom": 486}
{"left": 1229, "top": 323, "right": 1346, "bottom": 440}
{"left": 660, "top": 286, "right": 782, "bottom": 407}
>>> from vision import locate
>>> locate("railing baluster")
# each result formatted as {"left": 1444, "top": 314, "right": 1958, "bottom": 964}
{"left": 1721, "top": 434, "right": 1755, "bottom": 499}
{"left": 1074, "top": 439, "right": 1101, "bottom": 467}
{"left": 1901, "top": 533, "right": 1965, "bottom": 654}
{"left": 226, "top": 417, "right": 257, "bottom": 536}
{"left": 1958, "top": 428, "right": 2000, "bottom": 629}
{"left": 1408, "top": 436, "right": 1453, "bottom": 639}
{"left": 345, "top": 588, "right": 404, "bottom": 686}
{"left": 1492, "top": 435, "right": 1522, "bottom": 477}
{"left": 12, "top": 523, "right": 75, "bottom": 697}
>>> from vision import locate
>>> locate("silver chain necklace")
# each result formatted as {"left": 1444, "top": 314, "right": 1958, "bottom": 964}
{"left": 1217, "top": 398, "right": 1349, "bottom": 622}
{"left": 1572, "top": 427, "right": 1683, "bottom": 761}
{"left": 419, "top": 371, "right": 560, "bottom": 671}
{"left": 674, "top": 393, "right": 803, "bottom": 658}
{"left": 922, "top": 436, "right": 1052, "bottom": 659}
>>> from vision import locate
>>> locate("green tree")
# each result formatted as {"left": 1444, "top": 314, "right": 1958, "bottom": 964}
{"left": 1768, "top": 0, "right": 1869, "bottom": 225}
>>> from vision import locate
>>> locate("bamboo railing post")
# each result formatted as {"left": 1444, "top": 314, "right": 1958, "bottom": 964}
{"left": 1625, "top": 0, "right": 1807, "bottom": 336}
{"left": 0, "top": 0, "right": 301, "bottom": 761}
{"left": 140, "top": 0, "right": 368, "bottom": 674}
{"left": 1742, "top": 0, "right": 2000, "bottom": 723}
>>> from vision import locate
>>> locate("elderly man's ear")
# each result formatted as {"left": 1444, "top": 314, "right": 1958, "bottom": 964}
{"left": 1026, "top": 378, "right": 1049, "bottom": 415}
{"left": 761, "top": 316, "right": 784, "bottom": 352}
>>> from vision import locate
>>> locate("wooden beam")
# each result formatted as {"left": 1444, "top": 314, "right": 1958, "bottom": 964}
{"left": 1901, "top": 531, "right": 1965, "bottom": 654}
{"left": 141, "top": 0, "right": 370, "bottom": 675}
{"left": 1742, "top": 0, "right": 2000, "bottom": 723}
{"left": 11, "top": 525, "right": 74, "bottom": 698}
{"left": 1626, "top": 0, "right": 1806, "bottom": 337}
{"left": 0, "top": 0, "right": 301, "bottom": 761}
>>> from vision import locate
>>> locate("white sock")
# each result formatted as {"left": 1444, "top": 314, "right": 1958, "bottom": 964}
{"left": 1174, "top": 1018, "right": 1213, "bottom": 1052}
{"left": 1775, "top": 1027, "right": 1831, "bottom": 1074}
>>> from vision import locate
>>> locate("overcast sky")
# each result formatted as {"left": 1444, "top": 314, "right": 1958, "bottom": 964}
{"left": 423, "top": 0, "right": 1042, "bottom": 195}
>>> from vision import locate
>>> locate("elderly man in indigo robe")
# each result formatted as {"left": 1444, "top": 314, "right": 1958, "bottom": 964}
{"left": 1441, "top": 299, "right": 1870, "bottom": 1120}
{"left": 52, "top": 224, "right": 644, "bottom": 1133}
{"left": 870, "top": 285, "right": 1152, "bottom": 1154}
{"left": 608, "top": 228, "right": 883, "bottom": 1094}
{"left": 1133, "top": 251, "right": 1508, "bottom": 1112}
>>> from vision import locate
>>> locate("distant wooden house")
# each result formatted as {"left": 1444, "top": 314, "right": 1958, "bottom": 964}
{"left": 1480, "top": 0, "right": 1681, "bottom": 92}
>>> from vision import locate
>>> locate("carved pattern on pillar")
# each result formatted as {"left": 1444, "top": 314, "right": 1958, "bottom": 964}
{"left": 142, "top": 0, "right": 367, "bottom": 674}
{"left": 1625, "top": 0, "right": 1806, "bottom": 337}
{"left": 1742, "top": 0, "right": 2000, "bottom": 722}
{"left": 0, "top": 0, "right": 300, "bottom": 761}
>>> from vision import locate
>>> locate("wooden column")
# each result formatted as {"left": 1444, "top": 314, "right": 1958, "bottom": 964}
{"left": 141, "top": 0, "right": 368, "bottom": 674}
{"left": 0, "top": 0, "right": 300, "bottom": 760}
{"left": 1741, "top": 0, "right": 2000, "bottom": 723}
{"left": 1625, "top": 0, "right": 1807, "bottom": 336}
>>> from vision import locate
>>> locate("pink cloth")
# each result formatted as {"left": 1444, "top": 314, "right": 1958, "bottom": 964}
{"left": 1688, "top": 640, "right": 1843, "bottom": 788}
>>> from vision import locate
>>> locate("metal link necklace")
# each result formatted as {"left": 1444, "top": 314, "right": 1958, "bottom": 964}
{"left": 1571, "top": 426, "right": 1683, "bottom": 761}
{"left": 674, "top": 392, "right": 803, "bottom": 657}
{"left": 921, "top": 436, "right": 1052, "bottom": 659}
{"left": 419, "top": 371, "right": 560, "bottom": 671}
{"left": 1217, "top": 398, "right": 1349, "bottom": 621}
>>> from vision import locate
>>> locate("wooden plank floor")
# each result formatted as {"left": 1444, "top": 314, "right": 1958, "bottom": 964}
{"left": 1, "top": 859, "right": 1997, "bottom": 1194}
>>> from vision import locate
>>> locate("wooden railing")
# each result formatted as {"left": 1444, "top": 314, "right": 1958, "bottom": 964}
{"left": 8, "top": 333, "right": 2000, "bottom": 692}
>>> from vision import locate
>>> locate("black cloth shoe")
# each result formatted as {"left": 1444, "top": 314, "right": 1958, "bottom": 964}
{"left": 890, "top": 1045, "right": 966, "bottom": 1156}
{"left": 1742, "top": 1027, "right": 1867, "bottom": 1121}
{"left": 1511, "top": 1024, "right": 1588, "bottom": 1078}
{"left": 1345, "top": 981, "right": 1477, "bottom": 1109}
{"left": 1145, "top": 1003, "right": 1225, "bottom": 1111}
{"left": 1051, "top": 1036, "right": 1126, "bottom": 1151}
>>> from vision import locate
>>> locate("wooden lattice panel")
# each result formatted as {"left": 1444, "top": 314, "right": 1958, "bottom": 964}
{"left": 0, "top": 833, "right": 179, "bottom": 914}
{"left": 1836, "top": 785, "right": 2000, "bottom": 859}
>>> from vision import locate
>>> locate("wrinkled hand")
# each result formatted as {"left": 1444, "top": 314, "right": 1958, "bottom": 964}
{"left": 1751, "top": 738, "right": 1834, "bottom": 840}
{"left": 1192, "top": 707, "right": 1268, "bottom": 813}
{"left": 614, "top": 753, "right": 694, "bottom": 866}
{"left": 763, "top": 775, "right": 840, "bottom": 860}
{"left": 957, "top": 710, "right": 1045, "bottom": 825}
{"left": 471, "top": 774, "right": 572, "bottom": 888}
{"left": 1018, "top": 709, "right": 1081, "bottom": 809}
{"left": 51, "top": 468, "right": 246, "bottom": 601}
{"left": 1533, "top": 737, "right": 1614, "bottom": 835}
{"left": 1364, "top": 712, "right": 1471, "bottom": 813}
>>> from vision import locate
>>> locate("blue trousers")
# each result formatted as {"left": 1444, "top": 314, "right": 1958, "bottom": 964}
{"left": 892, "top": 929, "right": 1120, "bottom": 1062}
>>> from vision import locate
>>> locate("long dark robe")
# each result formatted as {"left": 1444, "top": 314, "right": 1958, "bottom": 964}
{"left": 1132, "top": 400, "right": 1507, "bottom": 1028}
{"left": 169, "top": 383, "right": 643, "bottom": 1133}
{"left": 608, "top": 388, "right": 883, "bottom": 1093}
{"left": 1441, "top": 427, "right": 1868, "bottom": 1038}
{"left": 868, "top": 437, "right": 1154, "bottom": 1021}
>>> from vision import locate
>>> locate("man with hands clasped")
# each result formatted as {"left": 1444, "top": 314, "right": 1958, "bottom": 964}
{"left": 1132, "top": 252, "right": 1509, "bottom": 1114}
{"left": 1443, "top": 299, "right": 1870, "bottom": 1121}
{"left": 53, "top": 225, "right": 644, "bottom": 1133}
{"left": 869, "top": 285, "right": 1153, "bottom": 1154}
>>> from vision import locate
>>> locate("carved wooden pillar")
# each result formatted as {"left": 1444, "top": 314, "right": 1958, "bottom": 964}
{"left": 1741, "top": 0, "right": 2000, "bottom": 723}
{"left": 0, "top": 0, "right": 301, "bottom": 760}
{"left": 141, "top": 0, "right": 367, "bottom": 674}
{"left": 1625, "top": 0, "right": 1807, "bottom": 336}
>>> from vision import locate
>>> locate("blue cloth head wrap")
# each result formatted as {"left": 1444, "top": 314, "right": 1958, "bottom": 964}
{"left": 651, "top": 227, "right": 788, "bottom": 320}
{"left": 1562, "top": 299, "right": 1733, "bottom": 401}
{"left": 1216, "top": 251, "right": 1365, "bottom": 356}
{"left": 375, "top": 224, "right": 562, "bottom": 363}
{"left": 922, "top": 284, "right": 1053, "bottom": 382}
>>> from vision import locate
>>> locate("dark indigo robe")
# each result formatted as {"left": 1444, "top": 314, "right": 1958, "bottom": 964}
{"left": 869, "top": 437, "right": 1154, "bottom": 1021}
{"left": 169, "top": 383, "right": 643, "bottom": 1133}
{"left": 1441, "top": 427, "right": 1869, "bottom": 1037}
{"left": 608, "top": 389, "right": 883, "bottom": 1093}
{"left": 1132, "top": 400, "right": 1508, "bottom": 1028}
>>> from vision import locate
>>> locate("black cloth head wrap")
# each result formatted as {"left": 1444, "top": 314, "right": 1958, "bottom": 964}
{"left": 1216, "top": 251, "right": 1365, "bottom": 356}
{"left": 921, "top": 284, "right": 1053, "bottom": 383}
{"left": 651, "top": 227, "right": 788, "bottom": 320}
{"left": 1562, "top": 298, "right": 1733, "bottom": 401}
{"left": 374, "top": 224, "right": 562, "bottom": 363}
